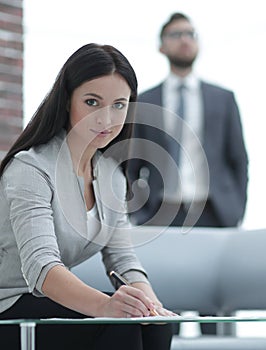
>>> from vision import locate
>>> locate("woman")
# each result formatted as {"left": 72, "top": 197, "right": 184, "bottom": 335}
{"left": 0, "top": 44, "right": 174, "bottom": 349}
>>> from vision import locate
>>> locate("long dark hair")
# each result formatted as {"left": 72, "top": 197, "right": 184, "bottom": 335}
{"left": 0, "top": 43, "right": 138, "bottom": 176}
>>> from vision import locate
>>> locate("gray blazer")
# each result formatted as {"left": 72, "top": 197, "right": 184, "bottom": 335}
{"left": 0, "top": 131, "right": 147, "bottom": 313}
{"left": 128, "top": 81, "right": 248, "bottom": 227}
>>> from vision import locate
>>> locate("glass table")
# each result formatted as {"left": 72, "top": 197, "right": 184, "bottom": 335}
{"left": 1, "top": 315, "right": 266, "bottom": 350}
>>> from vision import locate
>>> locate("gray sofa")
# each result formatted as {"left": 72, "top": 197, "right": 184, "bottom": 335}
{"left": 72, "top": 226, "right": 266, "bottom": 349}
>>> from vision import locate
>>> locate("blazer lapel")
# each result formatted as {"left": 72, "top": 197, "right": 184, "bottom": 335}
{"left": 55, "top": 138, "right": 88, "bottom": 238}
{"left": 92, "top": 152, "right": 123, "bottom": 225}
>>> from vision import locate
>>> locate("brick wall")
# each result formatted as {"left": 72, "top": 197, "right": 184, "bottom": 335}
{"left": 0, "top": 0, "right": 23, "bottom": 160}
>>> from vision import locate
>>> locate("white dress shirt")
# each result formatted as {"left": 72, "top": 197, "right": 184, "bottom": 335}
{"left": 162, "top": 73, "right": 208, "bottom": 203}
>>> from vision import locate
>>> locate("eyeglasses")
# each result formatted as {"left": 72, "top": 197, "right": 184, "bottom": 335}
{"left": 163, "top": 30, "right": 198, "bottom": 40}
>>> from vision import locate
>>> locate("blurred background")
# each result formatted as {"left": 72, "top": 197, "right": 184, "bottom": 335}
{"left": 22, "top": 0, "right": 266, "bottom": 230}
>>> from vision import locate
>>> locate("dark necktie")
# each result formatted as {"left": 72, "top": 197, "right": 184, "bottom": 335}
{"left": 177, "top": 84, "right": 185, "bottom": 119}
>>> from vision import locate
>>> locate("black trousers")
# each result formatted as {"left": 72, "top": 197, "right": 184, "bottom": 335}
{"left": 0, "top": 294, "right": 173, "bottom": 350}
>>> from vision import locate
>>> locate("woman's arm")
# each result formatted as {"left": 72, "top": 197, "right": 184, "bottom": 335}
{"left": 42, "top": 265, "right": 156, "bottom": 318}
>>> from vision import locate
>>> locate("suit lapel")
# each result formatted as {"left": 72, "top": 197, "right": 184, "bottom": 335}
{"left": 201, "top": 81, "right": 213, "bottom": 156}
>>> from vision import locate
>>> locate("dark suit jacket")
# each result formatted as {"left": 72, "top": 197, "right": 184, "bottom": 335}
{"left": 127, "top": 81, "right": 248, "bottom": 227}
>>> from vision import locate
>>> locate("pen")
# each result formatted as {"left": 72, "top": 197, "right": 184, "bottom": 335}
{"left": 109, "top": 270, "right": 159, "bottom": 316}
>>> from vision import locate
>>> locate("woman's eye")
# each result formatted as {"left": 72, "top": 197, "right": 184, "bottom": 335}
{"left": 113, "top": 102, "right": 125, "bottom": 110}
{"left": 85, "top": 99, "right": 98, "bottom": 106}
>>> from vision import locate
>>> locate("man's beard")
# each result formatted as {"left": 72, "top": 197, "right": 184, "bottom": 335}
{"left": 168, "top": 55, "right": 196, "bottom": 69}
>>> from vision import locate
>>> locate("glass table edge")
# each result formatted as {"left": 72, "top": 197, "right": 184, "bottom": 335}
{"left": 1, "top": 316, "right": 266, "bottom": 325}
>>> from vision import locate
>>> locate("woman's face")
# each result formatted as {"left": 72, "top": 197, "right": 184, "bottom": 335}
{"left": 68, "top": 73, "right": 131, "bottom": 151}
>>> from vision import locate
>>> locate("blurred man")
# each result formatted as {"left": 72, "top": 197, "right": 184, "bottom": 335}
{"left": 128, "top": 12, "right": 248, "bottom": 230}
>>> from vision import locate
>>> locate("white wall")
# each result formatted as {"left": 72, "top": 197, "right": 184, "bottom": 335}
{"left": 23, "top": 0, "right": 266, "bottom": 229}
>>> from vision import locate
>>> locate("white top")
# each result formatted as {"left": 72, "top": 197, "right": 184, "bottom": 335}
{"left": 86, "top": 203, "right": 101, "bottom": 241}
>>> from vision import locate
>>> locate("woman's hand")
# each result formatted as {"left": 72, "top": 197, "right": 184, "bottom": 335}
{"left": 101, "top": 285, "right": 156, "bottom": 318}
{"left": 151, "top": 304, "right": 177, "bottom": 317}
{"left": 129, "top": 282, "right": 178, "bottom": 319}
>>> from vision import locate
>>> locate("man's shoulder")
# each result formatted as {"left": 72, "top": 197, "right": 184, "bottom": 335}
{"left": 201, "top": 80, "right": 234, "bottom": 96}
{"left": 137, "top": 83, "right": 163, "bottom": 103}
